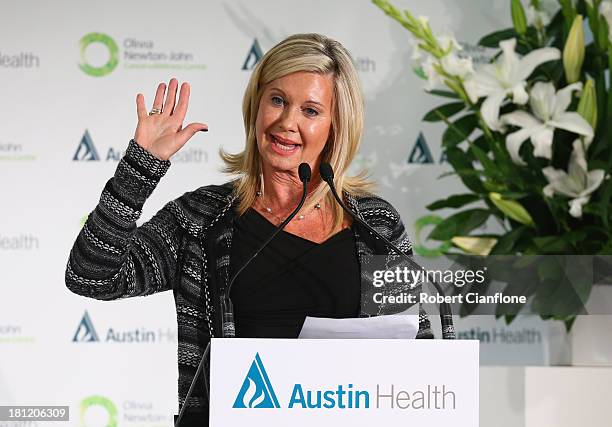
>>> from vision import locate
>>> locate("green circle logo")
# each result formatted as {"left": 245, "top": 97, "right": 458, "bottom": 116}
{"left": 80, "top": 395, "right": 118, "bottom": 427}
{"left": 413, "top": 214, "right": 452, "bottom": 257}
{"left": 79, "top": 33, "right": 119, "bottom": 77}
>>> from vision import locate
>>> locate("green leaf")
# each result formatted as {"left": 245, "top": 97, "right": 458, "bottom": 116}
{"left": 426, "top": 89, "right": 460, "bottom": 99}
{"left": 533, "top": 236, "right": 571, "bottom": 253}
{"left": 499, "top": 192, "right": 529, "bottom": 200}
{"left": 442, "top": 114, "right": 479, "bottom": 148}
{"left": 413, "top": 66, "right": 427, "bottom": 80}
{"left": 478, "top": 28, "right": 517, "bottom": 48}
{"left": 446, "top": 147, "right": 486, "bottom": 193}
{"left": 426, "top": 194, "right": 481, "bottom": 210}
{"left": 428, "top": 209, "right": 491, "bottom": 241}
{"left": 599, "top": 178, "right": 612, "bottom": 228}
{"left": 490, "top": 227, "right": 527, "bottom": 254}
{"left": 422, "top": 102, "right": 466, "bottom": 122}
{"left": 469, "top": 143, "right": 498, "bottom": 177}
{"left": 598, "top": 239, "right": 612, "bottom": 255}
{"left": 564, "top": 317, "right": 577, "bottom": 332}
{"left": 558, "top": 0, "right": 576, "bottom": 31}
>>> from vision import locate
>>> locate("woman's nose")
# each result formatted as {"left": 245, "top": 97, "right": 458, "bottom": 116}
{"left": 277, "top": 106, "right": 299, "bottom": 132}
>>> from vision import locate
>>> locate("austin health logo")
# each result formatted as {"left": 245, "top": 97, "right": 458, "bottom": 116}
{"left": 408, "top": 132, "right": 446, "bottom": 164}
{"left": 72, "top": 310, "right": 100, "bottom": 342}
{"left": 73, "top": 130, "right": 100, "bottom": 161}
{"left": 233, "top": 353, "right": 280, "bottom": 408}
{"left": 79, "top": 32, "right": 119, "bottom": 77}
{"left": 242, "top": 38, "right": 263, "bottom": 70}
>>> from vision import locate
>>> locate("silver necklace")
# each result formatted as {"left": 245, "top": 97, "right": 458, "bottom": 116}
{"left": 256, "top": 190, "right": 321, "bottom": 221}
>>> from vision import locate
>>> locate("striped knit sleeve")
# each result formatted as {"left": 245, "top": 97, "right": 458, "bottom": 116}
{"left": 386, "top": 204, "right": 435, "bottom": 339}
{"left": 65, "top": 139, "right": 183, "bottom": 300}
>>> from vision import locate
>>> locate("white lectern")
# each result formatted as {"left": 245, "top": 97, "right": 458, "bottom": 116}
{"left": 210, "top": 338, "right": 479, "bottom": 426}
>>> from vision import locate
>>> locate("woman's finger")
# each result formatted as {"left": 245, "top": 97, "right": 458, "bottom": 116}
{"left": 136, "top": 93, "right": 147, "bottom": 120}
{"left": 177, "top": 122, "right": 208, "bottom": 145}
{"left": 163, "top": 78, "right": 178, "bottom": 116}
{"left": 152, "top": 82, "right": 166, "bottom": 112}
{"left": 173, "top": 82, "right": 190, "bottom": 121}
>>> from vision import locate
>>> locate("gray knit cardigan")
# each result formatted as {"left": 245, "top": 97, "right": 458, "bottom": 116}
{"left": 65, "top": 139, "right": 433, "bottom": 409}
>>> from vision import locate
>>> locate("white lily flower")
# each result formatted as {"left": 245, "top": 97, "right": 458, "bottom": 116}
{"left": 440, "top": 51, "right": 474, "bottom": 79}
{"left": 438, "top": 34, "right": 463, "bottom": 53}
{"left": 421, "top": 55, "right": 443, "bottom": 90}
{"left": 464, "top": 38, "right": 560, "bottom": 131}
{"left": 542, "top": 139, "right": 605, "bottom": 218}
{"left": 500, "top": 82, "right": 594, "bottom": 165}
{"left": 412, "top": 32, "right": 473, "bottom": 89}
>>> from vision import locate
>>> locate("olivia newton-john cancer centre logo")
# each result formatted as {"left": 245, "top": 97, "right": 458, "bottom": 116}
{"left": 233, "top": 353, "right": 280, "bottom": 409}
{"left": 80, "top": 395, "right": 118, "bottom": 427}
{"left": 79, "top": 32, "right": 119, "bottom": 77}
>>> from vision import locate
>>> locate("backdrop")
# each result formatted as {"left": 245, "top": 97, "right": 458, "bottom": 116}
{"left": 0, "top": 1, "right": 569, "bottom": 425}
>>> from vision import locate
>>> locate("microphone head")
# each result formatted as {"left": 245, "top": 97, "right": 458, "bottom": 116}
{"left": 298, "top": 163, "right": 312, "bottom": 183}
{"left": 319, "top": 162, "right": 334, "bottom": 183}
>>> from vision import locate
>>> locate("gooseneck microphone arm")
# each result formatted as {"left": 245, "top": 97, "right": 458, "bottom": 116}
{"left": 319, "top": 162, "right": 455, "bottom": 340}
{"left": 175, "top": 163, "right": 312, "bottom": 427}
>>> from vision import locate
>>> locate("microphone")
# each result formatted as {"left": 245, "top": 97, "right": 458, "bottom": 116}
{"left": 319, "top": 162, "right": 455, "bottom": 339}
{"left": 174, "top": 163, "right": 312, "bottom": 427}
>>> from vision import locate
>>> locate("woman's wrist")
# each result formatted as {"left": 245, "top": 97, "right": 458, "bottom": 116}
{"left": 125, "top": 138, "right": 171, "bottom": 179}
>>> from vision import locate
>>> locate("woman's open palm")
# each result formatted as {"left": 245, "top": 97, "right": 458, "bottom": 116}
{"left": 134, "top": 78, "right": 207, "bottom": 161}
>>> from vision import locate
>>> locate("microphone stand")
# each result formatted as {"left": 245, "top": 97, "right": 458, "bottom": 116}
{"left": 319, "top": 162, "right": 455, "bottom": 340}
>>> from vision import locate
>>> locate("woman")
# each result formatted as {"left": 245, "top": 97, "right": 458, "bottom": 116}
{"left": 65, "top": 33, "right": 432, "bottom": 418}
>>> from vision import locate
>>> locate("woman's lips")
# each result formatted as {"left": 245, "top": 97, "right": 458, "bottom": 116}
{"left": 269, "top": 134, "right": 300, "bottom": 156}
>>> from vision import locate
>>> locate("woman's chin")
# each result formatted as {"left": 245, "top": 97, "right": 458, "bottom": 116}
{"left": 262, "top": 155, "right": 304, "bottom": 174}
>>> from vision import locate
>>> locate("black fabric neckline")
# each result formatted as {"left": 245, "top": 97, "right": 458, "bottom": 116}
{"left": 246, "top": 207, "right": 351, "bottom": 246}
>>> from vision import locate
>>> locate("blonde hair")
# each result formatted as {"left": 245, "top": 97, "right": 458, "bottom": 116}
{"left": 221, "top": 33, "right": 374, "bottom": 230}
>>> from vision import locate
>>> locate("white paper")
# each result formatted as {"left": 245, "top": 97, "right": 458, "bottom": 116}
{"left": 298, "top": 312, "right": 419, "bottom": 339}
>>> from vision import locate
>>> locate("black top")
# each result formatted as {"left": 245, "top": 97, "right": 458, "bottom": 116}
{"left": 229, "top": 208, "right": 361, "bottom": 338}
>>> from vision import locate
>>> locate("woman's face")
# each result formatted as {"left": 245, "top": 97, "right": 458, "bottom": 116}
{"left": 255, "top": 71, "right": 334, "bottom": 177}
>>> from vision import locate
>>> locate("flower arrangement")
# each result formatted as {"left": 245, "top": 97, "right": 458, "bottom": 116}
{"left": 373, "top": 0, "right": 612, "bottom": 323}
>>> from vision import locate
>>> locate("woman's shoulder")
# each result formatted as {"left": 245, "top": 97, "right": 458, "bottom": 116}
{"left": 350, "top": 192, "right": 402, "bottom": 225}
{"left": 168, "top": 181, "right": 235, "bottom": 224}
{"left": 177, "top": 181, "right": 233, "bottom": 203}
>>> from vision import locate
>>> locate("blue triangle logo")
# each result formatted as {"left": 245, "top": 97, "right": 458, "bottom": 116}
{"left": 73, "top": 130, "right": 100, "bottom": 161}
{"left": 72, "top": 310, "right": 100, "bottom": 342}
{"left": 242, "top": 38, "right": 263, "bottom": 70}
{"left": 407, "top": 132, "right": 434, "bottom": 164}
{"left": 233, "top": 353, "right": 280, "bottom": 408}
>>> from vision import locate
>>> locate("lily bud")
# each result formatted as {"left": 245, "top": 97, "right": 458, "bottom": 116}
{"left": 511, "top": 0, "right": 528, "bottom": 35}
{"left": 563, "top": 15, "right": 585, "bottom": 83}
{"left": 451, "top": 236, "right": 498, "bottom": 256}
{"left": 489, "top": 193, "right": 535, "bottom": 226}
{"left": 577, "top": 78, "right": 598, "bottom": 130}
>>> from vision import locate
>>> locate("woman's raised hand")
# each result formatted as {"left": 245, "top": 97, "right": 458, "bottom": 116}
{"left": 134, "top": 78, "right": 208, "bottom": 161}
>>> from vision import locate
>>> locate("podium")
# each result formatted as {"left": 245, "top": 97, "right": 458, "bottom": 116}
{"left": 209, "top": 338, "right": 479, "bottom": 426}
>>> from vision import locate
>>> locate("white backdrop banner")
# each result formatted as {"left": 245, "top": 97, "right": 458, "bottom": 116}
{"left": 0, "top": 0, "right": 567, "bottom": 424}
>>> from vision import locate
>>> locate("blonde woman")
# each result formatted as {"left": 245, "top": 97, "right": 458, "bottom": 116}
{"left": 65, "top": 33, "right": 432, "bottom": 420}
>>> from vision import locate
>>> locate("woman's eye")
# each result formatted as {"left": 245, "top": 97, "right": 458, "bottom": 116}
{"left": 304, "top": 108, "right": 319, "bottom": 117}
{"left": 271, "top": 96, "right": 284, "bottom": 106}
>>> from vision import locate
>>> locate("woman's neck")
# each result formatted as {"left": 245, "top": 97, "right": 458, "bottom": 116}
{"left": 259, "top": 167, "right": 321, "bottom": 213}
